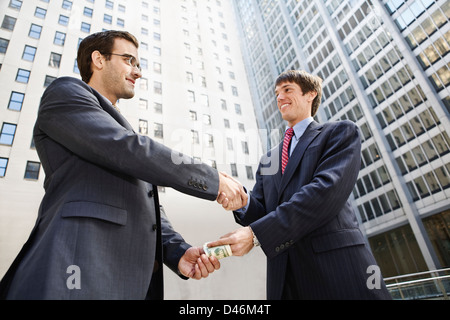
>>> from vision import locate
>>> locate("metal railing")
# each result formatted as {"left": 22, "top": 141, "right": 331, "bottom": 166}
{"left": 384, "top": 268, "right": 450, "bottom": 300}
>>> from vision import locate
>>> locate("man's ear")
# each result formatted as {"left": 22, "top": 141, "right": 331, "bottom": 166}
{"left": 307, "top": 91, "right": 318, "bottom": 102}
{"left": 91, "top": 50, "right": 104, "bottom": 71}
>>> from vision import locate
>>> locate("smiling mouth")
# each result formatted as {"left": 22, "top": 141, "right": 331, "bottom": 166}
{"left": 280, "top": 103, "right": 290, "bottom": 110}
{"left": 126, "top": 78, "right": 135, "bottom": 86}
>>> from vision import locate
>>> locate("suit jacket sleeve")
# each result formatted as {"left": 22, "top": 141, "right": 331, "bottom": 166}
{"left": 36, "top": 77, "right": 219, "bottom": 200}
{"left": 237, "top": 121, "right": 361, "bottom": 259}
{"left": 160, "top": 205, "right": 191, "bottom": 277}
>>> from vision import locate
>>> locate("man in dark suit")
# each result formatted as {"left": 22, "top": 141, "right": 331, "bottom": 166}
{"left": 0, "top": 31, "right": 246, "bottom": 300}
{"left": 213, "top": 70, "right": 391, "bottom": 300}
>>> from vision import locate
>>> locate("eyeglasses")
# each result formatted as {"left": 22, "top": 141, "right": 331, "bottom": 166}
{"left": 105, "top": 53, "right": 142, "bottom": 72}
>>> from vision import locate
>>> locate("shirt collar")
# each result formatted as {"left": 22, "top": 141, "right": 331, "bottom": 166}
{"left": 286, "top": 117, "right": 314, "bottom": 141}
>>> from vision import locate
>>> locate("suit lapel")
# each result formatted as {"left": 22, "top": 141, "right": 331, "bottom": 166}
{"left": 277, "top": 121, "right": 322, "bottom": 202}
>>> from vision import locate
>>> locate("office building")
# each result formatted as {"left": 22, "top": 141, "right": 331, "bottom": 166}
{"left": 0, "top": 0, "right": 265, "bottom": 299}
{"left": 232, "top": 0, "right": 450, "bottom": 277}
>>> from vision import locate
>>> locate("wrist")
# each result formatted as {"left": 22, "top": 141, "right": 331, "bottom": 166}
{"left": 248, "top": 226, "right": 260, "bottom": 247}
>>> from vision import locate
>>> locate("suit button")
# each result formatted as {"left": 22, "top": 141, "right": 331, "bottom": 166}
{"left": 203, "top": 185, "right": 208, "bottom": 191}
{"left": 275, "top": 247, "right": 280, "bottom": 252}
{"left": 152, "top": 224, "right": 157, "bottom": 231}
{"left": 148, "top": 190, "right": 154, "bottom": 198}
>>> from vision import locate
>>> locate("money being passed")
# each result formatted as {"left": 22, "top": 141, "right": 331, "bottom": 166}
{"left": 203, "top": 243, "right": 233, "bottom": 260}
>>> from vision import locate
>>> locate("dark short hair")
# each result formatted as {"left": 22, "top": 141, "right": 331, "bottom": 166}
{"left": 77, "top": 30, "right": 139, "bottom": 83}
{"left": 275, "top": 70, "right": 323, "bottom": 117}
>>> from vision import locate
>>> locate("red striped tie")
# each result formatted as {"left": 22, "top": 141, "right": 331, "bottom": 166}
{"left": 281, "top": 127, "right": 294, "bottom": 174}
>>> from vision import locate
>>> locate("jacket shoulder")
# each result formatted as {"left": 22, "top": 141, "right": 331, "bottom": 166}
{"left": 46, "top": 76, "right": 89, "bottom": 91}
{"left": 42, "top": 77, "right": 93, "bottom": 100}
{"left": 322, "top": 119, "right": 357, "bottom": 130}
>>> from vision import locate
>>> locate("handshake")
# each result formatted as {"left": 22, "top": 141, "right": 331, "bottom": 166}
{"left": 179, "top": 172, "right": 253, "bottom": 280}
{"left": 216, "top": 171, "right": 248, "bottom": 211}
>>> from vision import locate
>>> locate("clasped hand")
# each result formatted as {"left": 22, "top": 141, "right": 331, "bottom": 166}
{"left": 216, "top": 172, "right": 248, "bottom": 211}
{"left": 178, "top": 247, "right": 220, "bottom": 280}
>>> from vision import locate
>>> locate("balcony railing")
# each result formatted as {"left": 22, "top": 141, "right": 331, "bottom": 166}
{"left": 385, "top": 268, "right": 450, "bottom": 300}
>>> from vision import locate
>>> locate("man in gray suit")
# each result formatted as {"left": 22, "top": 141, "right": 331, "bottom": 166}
{"left": 213, "top": 70, "right": 391, "bottom": 299}
{"left": 0, "top": 30, "right": 246, "bottom": 300}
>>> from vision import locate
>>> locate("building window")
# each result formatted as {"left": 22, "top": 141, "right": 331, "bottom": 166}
{"left": 153, "top": 62, "right": 161, "bottom": 74}
{"left": 0, "top": 123, "right": 17, "bottom": 145}
{"left": 22, "top": 45, "right": 37, "bottom": 61}
{"left": 24, "top": 161, "right": 40, "bottom": 180}
{"left": 140, "top": 58, "right": 148, "bottom": 70}
{"left": 154, "top": 81, "right": 162, "bottom": 95}
{"left": 73, "top": 58, "right": 79, "bottom": 74}
{"left": 49, "top": 52, "right": 62, "bottom": 68}
{"left": 29, "top": 24, "right": 42, "bottom": 39}
{"left": 204, "top": 133, "right": 214, "bottom": 148}
{"left": 58, "top": 15, "right": 69, "bottom": 26}
{"left": 0, "top": 38, "right": 9, "bottom": 53}
{"left": 1, "top": 15, "right": 17, "bottom": 31}
{"left": 54, "top": 31, "right": 66, "bottom": 46}
{"left": 154, "top": 123, "right": 163, "bottom": 138}
{"left": 9, "top": 0, "right": 22, "bottom": 10}
{"left": 154, "top": 102, "right": 162, "bottom": 114}
{"left": 81, "top": 22, "right": 91, "bottom": 33}
{"left": 16, "top": 69, "right": 30, "bottom": 83}
{"left": 35, "top": 7, "right": 47, "bottom": 19}
{"left": 242, "top": 141, "right": 249, "bottom": 154}
{"left": 191, "top": 130, "right": 200, "bottom": 144}
{"left": 44, "top": 75, "right": 57, "bottom": 87}
{"left": 8, "top": 92, "right": 25, "bottom": 111}
{"left": 235, "top": 104, "right": 241, "bottom": 115}
{"left": 187, "top": 91, "right": 195, "bottom": 103}
{"left": 84, "top": 7, "right": 93, "bottom": 17}
{"left": 0, "top": 158, "right": 8, "bottom": 177}
{"left": 139, "top": 120, "right": 148, "bottom": 135}
{"left": 246, "top": 166, "right": 254, "bottom": 180}
{"left": 227, "top": 137, "right": 233, "bottom": 151}
{"left": 104, "top": 14, "right": 112, "bottom": 24}
{"left": 230, "top": 163, "right": 238, "bottom": 177}
{"left": 62, "top": 0, "right": 73, "bottom": 10}
{"left": 139, "top": 99, "right": 148, "bottom": 110}
{"left": 105, "top": 0, "right": 114, "bottom": 9}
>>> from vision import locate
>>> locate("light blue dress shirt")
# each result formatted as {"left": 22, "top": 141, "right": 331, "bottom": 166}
{"left": 237, "top": 117, "right": 314, "bottom": 214}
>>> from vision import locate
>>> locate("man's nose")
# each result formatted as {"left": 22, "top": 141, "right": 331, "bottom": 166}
{"left": 133, "top": 68, "right": 142, "bottom": 79}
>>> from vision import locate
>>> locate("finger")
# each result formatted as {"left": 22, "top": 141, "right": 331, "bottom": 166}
{"left": 192, "top": 263, "right": 201, "bottom": 280}
{"left": 197, "top": 257, "right": 209, "bottom": 278}
{"left": 207, "top": 238, "right": 229, "bottom": 247}
{"left": 209, "top": 256, "right": 221, "bottom": 270}
{"left": 201, "top": 254, "right": 215, "bottom": 273}
{"left": 220, "top": 171, "right": 230, "bottom": 178}
{"left": 221, "top": 198, "right": 230, "bottom": 209}
{"left": 216, "top": 192, "right": 227, "bottom": 204}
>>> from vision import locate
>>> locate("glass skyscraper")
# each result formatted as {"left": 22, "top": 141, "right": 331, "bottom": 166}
{"left": 232, "top": 0, "right": 450, "bottom": 278}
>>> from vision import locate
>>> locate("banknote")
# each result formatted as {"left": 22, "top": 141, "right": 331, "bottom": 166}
{"left": 203, "top": 243, "right": 233, "bottom": 260}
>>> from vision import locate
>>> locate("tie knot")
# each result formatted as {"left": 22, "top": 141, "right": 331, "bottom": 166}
{"left": 285, "top": 127, "right": 294, "bottom": 138}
